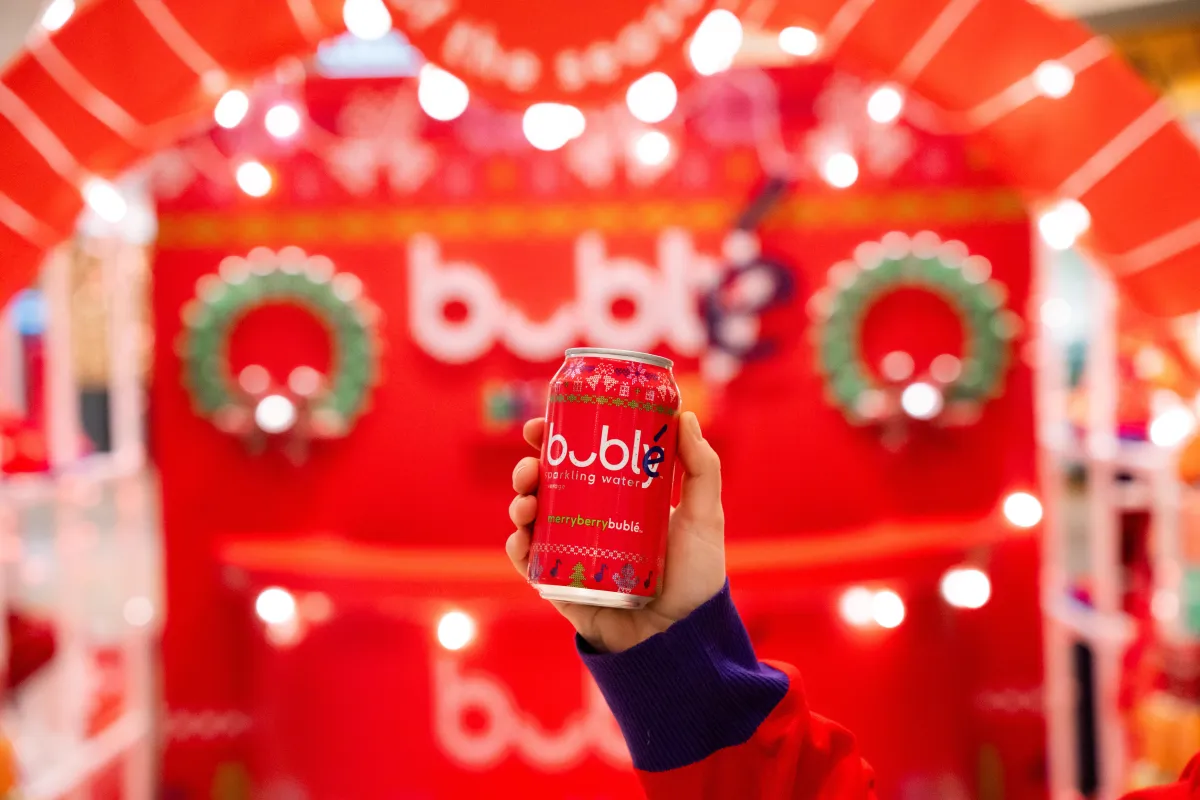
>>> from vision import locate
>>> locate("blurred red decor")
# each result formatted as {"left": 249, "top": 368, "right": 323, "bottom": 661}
{"left": 151, "top": 66, "right": 1043, "bottom": 800}
{"left": 2, "top": 0, "right": 1200, "bottom": 315}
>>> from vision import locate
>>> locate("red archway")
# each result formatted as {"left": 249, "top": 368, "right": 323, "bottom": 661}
{"left": 0, "top": 0, "right": 1199, "bottom": 314}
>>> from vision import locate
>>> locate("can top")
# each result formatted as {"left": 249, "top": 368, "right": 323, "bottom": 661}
{"left": 564, "top": 348, "right": 674, "bottom": 369}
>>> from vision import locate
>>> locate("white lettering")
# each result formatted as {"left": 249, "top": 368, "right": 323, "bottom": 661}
{"left": 437, "top": 19, "right": 544, "bottom": 94}
{"left": 598, "top": 425, "right": 630, "bottom": 471}
{"left": 568, "top": 449, "right": 597, "bottom": 467}
{"left": 576, "top": 233, "right": 660, "bottom": 351}
{"left": 549, "top": 0, "right": 703, "bottom": 90}
{"left": 433, "top": 657, "right": 629, "bottom": 770}
{"left": 386, "top": 0, "right": 456, "bottom": 31}
{"left": 408, "top": 235, "right": 502, "bottom": 363}
{"left": 547, "top": 423, "right": 568, "bottom": 466}
{"left": 408, "top": 229, "right": 719, "bottom": 363}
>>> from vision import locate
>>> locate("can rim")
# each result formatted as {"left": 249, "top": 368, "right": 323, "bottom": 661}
{"left": 564, "top": 348, "right": 674, "bottom": 368}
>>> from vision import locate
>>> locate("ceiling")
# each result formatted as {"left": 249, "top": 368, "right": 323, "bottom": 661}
{"left": 0, "top": 0, "right": 1194, "bottom": 77}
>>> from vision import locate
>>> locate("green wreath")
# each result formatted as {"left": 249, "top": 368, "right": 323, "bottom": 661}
{"left": 812, "top": 237, "right": 1018, "bottom": 425}
{"left": 179, "top": 249, "right": 380, "bottom": 438}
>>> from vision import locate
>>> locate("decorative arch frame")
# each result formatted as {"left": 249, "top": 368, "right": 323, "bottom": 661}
{"left": 0, "top": 0, "right": 1198, "bottom": 315}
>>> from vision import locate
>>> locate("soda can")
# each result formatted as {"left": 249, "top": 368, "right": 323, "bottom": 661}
{"left": 527, "top": 348, "right": 681, "bottom": 609}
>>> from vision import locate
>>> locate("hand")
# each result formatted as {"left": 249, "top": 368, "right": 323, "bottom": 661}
{"left": 506, "top": 411, "right": 726, "bottom": 654}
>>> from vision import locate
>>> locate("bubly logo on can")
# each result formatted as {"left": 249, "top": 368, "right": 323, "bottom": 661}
{"left": 546, "top": 423, "right": 668, "bottom": 488}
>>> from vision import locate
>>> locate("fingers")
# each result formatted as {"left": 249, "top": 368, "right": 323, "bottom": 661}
{"left": 675, "top": 411, "right": 723, "bottom": 530}
{"left": 508, "top": 493, "right": 538, "bottom": 528}
{"left": 505, "top": 529, "right": 531, "bottom": 577}
{"left": 523, "top": 418, "right": 545, "bottom": 451}
{"left": 508, "top": 421, "right": 542, "bottom": 583}
{"left": 512, "top": 456, "right": 539, "bottom": 495}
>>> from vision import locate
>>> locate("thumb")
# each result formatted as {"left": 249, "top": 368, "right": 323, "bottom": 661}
{"left": 675, "top": 412, "right": 722, "bottom": 525}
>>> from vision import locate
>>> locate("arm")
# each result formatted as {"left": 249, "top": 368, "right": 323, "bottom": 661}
{"left": 580, "top": 582, "right": 876, "bottom": 800}
{"left": 506, "top": 413, "right": 872, "bottom": 798}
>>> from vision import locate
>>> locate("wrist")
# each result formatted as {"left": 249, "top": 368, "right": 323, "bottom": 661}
{"left": 575, "top": 581, "right": 788, "bottom": 771}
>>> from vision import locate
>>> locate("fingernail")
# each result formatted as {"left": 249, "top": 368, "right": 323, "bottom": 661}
{"left": 687, "top": 412, "right": 703, "bottom": 440}
{"left": 513, "top": 461, "right": 529, "bottom": 485}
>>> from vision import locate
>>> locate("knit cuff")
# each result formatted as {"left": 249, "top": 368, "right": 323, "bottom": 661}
{"left": 577, "top": 581, "right": 788, "bottom": 772}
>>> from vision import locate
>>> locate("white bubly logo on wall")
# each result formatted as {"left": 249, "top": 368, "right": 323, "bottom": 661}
{"left": 433, "top": 657, "right": 630, "bottom": 771}
{"left": 408, "top": 229, "right": 718, "bottom": 363}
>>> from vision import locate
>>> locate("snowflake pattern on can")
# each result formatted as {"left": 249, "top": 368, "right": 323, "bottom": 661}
{"left": 655, "top": 373, "right": 678, "bottom": 401}
{"left": 586, "top": 362, "right": 618, "bottom": 391}
{"left": 626, "top": 362, "right": 651, "bottom": 385}
{"left": 562, "top": 359, "right": 586, "bottom": 380}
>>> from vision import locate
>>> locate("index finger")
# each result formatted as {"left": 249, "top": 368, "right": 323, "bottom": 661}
{"left": 523, "top": 418, "right": 545, "bottom": 452}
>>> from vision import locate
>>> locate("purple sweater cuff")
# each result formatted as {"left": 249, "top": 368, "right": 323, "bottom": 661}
{"left": 577, "top": 581, "right": 788, "bottom": 772}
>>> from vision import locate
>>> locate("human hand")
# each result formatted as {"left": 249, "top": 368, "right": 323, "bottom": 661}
{"left": 505, "top": 411, "right": 726, "bottom": 653}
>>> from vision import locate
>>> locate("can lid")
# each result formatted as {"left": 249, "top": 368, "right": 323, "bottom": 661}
{"left": 564, "top": 348, "right": 674, "bottom": 369}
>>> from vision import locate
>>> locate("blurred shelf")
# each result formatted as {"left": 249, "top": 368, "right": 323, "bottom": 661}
{"left": 0, "top": 452, "right": 145, "bottom": 506}
{"left": 1116, "top": 481, "right": 1153, "bottom": 510}
{"left": 1045, "top": 594, "right": 1135, "bottom": 645}
{"left": 23, "top": 711, "right": 148, "bottom": 800}
{"left": 1043, "top": 436, "right": 1167, "bottom": 478}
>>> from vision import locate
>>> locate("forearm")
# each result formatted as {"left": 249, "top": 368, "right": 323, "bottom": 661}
{"left": 579, "top": 582, "right": 875, "bottom": 800}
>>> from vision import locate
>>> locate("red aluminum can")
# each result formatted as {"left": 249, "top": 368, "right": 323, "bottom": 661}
{"left": 528, "top": 348, "right": 681, "bottom": 608}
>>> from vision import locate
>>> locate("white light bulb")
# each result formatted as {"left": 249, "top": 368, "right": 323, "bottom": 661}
{"left": 1003, "top": 492, "right": 1043, "bottom": 528}
{"left": 123, "top": 596, "right": 155, "bottom": 627}
{"left": 929, "top": 354, "right": 962, "bottom": 384}
{"left": 236, "top": 161, "right": 273, "bottom": 197}
{"left": 1149, "top": 406, "right": 1196, "bottom": 447}
{"left": 940, "top": 568, "right": 992, "bottom": 609}
{"left": 901, "top": 382, "right": 943, "bottom": 420}
{"left": 778, "top": 26, "right": 819, "bottom": 57}
{"left": 523, "top": 103, "right": 586, "bottom": 152}
{"left": 214, "top": 90, "right": 250, "bottom": 129}
{"left": 1040, "top": 298, "right": 1072, "bottom": 329}
{"left": 867, "top": 85, "right": 904, "bottom": 124}
{"left": 264, "top": 103, "right": 302, "bottom": 139}
{"left": 255, "top": 394, "right": 297, "bottom": 434}
{"left": 1038, "top": 199, "right": 1090, "bottom": 250}
{"left": 418, "top": 64, "right": 470, "bottom": 121}
{"left": 288, "top": 366, "right": 322, "bottom": 397}
{"left": 1034, "top": 60, "right": 1074, "bottom": 99}
{"left": 343, "top": 0, "right": 392, "bottom": 41}
{"left": 238, "top": 364, "right": 270, "bottom": 395}
{"left": 1056, "top": 199, "right": 1090, "bottom": 233}
{"left": 881, "top": 351, "right": 914, "bottom": 382}
{"left": 437, "top": 610, "right": 476, "bottom": 651}
{"left": 839, "top": 587, "right": 874, "bottom": 627}
{"left": 255, "top": 587, "right": 297, "bottom": 625}
{"left": 689, "top": 10, "right": 743, "bottom": 76}
{"left": 626, "top": 72, "right": 678, "bottom": 124}
{"left": 633, "top": 131, "right": 672, "bottom": 166}
{"left": 1037, "top": 214, "right": 1075, "bottom": 250}
{"left": 82, "top": 178, "right": 127, "bottom": 223}
{"left": 871, "top": 590, "right": 905, "bottom": 629}
{"left": 1151, "top": 589, "right": 1179, "bottom": 622}
{"left": 821, "top": 152, "right": 859, "bottom": 189}
{"left": 40, "top": 0, "right": 75, "bottom": 31}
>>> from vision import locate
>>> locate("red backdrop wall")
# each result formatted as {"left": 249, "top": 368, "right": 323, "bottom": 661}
{"left": 150, "top": 66, "right": 1042, "bottom": 800}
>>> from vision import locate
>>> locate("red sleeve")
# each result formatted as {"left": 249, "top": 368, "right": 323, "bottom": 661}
{"left": 1121, "top": 755, "right": 1200, "bottom": 800}
{"left": 579, "top": 582, "right": 874, "bottom": 800}
{"left": 638, "top": 662, "right": 876, "bottom": 800}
